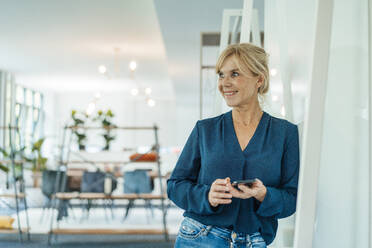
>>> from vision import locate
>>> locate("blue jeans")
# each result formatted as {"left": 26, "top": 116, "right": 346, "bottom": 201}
{"left": 175, "top": 217, "right": 267, "bottom": 248}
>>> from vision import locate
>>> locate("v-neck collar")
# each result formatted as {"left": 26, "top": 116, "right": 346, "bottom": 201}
{"left": 226, "top": 110, "right": 267, "bottom": 154}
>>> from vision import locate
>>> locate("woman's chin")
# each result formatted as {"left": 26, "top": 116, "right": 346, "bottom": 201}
{"left": 224, "top": 100, "right": 237, "bottom": 108}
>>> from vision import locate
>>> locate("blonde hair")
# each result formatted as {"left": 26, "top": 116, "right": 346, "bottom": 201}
{"left": 215, "top": 43, "right": 270, "bottom": 96}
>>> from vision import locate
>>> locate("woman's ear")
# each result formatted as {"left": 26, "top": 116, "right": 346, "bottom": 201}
{"left": 256, "top": 76, "right": 263, "bottom": 88}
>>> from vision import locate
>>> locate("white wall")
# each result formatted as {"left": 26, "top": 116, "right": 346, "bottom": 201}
{"left": 52, "top": 91, "right": 177, "bottom": 147}
{"left": 267, "top": 0, "right": 369, "bottom": 247}
{"left": 43, "top": 91, "right": 178, "bottom": 172}
{"left": 313, "top": 0, "right": 369, "bottom": 247}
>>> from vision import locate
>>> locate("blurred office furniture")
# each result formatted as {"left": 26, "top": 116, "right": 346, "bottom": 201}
{"left": 48, "top": 124, "right": 168, "bottom": 245}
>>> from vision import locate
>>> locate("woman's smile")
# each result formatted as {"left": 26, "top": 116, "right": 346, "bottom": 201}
{"left": 223, "top": 90, "right": 238, "bottom": 97}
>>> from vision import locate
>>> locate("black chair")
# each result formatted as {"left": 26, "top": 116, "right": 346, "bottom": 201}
{"left": 40, "top": 170, "right": 68, "bottom": 222}
{"left": 123, "top": 169, "right": 154, "bottom": 220}
{"left": 80, "top": 171, "right": 117, "bottom": 220}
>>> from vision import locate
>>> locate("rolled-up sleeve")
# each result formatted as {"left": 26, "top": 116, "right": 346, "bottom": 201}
{"left": 256, "top": 123, "right": 299, "bottom": 219}
{"left": 167, "top": 121, "right": 221, "bottom": 215}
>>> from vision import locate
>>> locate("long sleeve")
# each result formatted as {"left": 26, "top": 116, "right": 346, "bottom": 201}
{"left": 167, "top": 121, "right": 219, "bottom": 215}
{"left": 256, "top": 123, "right": 300, "bottom": 219}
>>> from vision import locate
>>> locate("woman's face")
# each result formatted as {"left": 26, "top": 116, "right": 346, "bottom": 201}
{"left": 218, "top": 56, "right": 261, "bottom": 108}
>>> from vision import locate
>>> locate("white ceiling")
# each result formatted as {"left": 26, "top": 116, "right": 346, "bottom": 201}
{"left": 0, "top": 0, "right": 265, "bottom": 103}
{"left": 0, "top": 0, "right": 173, "bottom": 98}
{"left": 154, "top": 0, "right": 246, "bottom": 104}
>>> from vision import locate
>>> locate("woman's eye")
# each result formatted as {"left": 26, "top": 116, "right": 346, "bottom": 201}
{"left": 218, "top": 73, "right": 224, "bottom": 79}
{"left": 232, "top": 71, "right": 239, "bottom": 77}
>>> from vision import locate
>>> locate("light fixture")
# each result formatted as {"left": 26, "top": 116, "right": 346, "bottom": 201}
{"left": 281, "top": 105, "right": 286, "bottom": 117}
{"left": 145, "top": 87, "right": 152, "bottom": 95}
{"left": 270, "top": 68, "right": 278, "bottom": 77}
{"left": 129, "top": 61, "right": 137, "bottom": 71}
{"left": 131, "top": 88, "right": 139, "bottom": 96}
{"left": 272, "top": 95, "right": 279, "bottom": 102}
{"left": 95, "top": 92, "right": 102, "bottom": 99}
{"left": 98, "top": 65, "right": 107, "bottom": 74}
{"left": 129, "top": 61, "right": 155, "bottom": 107}
{"left": 147, "top": 98, "right": 156, "bottom": 107}
{"left": 86, "top": 102, "right": 96, "bottom": 116}
{"left": 97, "top": 49, "right": 155, "bottom": 107}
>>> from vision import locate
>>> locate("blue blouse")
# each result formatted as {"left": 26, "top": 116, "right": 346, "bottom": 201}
{"left": 167, "top": 110, "right": 300, "bottom": 245}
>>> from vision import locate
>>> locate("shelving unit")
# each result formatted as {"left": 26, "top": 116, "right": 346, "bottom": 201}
{"left": 48, "top": 124, "right": 169, "bottom": 244}
{"left": 0, "top": 126, "right": 30, "bottom": 242}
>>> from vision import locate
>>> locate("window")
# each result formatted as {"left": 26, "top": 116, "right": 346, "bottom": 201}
{"left": 0, "top": 73, "right": 44, "bottom": 153}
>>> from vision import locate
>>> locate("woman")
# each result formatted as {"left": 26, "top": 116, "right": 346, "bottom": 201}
{"left": 167, "top": 43, "right": 300, "bottom": 247}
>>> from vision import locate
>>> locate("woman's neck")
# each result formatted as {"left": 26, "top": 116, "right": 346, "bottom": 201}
{"left": 232, "top": 103, "right": 262, "bottom": 127}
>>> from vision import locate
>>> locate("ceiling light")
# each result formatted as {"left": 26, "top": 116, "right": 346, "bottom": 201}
{"left": 131, "top": 88, "right": 139, "bottom": 96}
{"left": 98, "top": 65, "right": 107, "bottom": 74}
{"left": 147, "top": 99, "right": 155, "bottom": 107}
{"left": 145, "top": 87, "right": 152, "bottom": 95}
{"left": 129, "top": 61, "right": 137, "bottom": 71}
{"left": 86, "top": 102, "right": 96, "bottom": 116}
{"left": 281, "top": 105, "right": 286, "bottom": 117}
{"left": 95, "top": 92, "right": 102, "bottom": 99}
{"left": 270, "top": 68, "right": 278, "bottom": 77}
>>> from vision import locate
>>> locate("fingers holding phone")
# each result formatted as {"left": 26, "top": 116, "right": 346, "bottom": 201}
{"left": 231, "top": 179, "right": 256, "bottom": 188}
{"left": 208, "top": 177, "right": 232, "bottom": 207}
{"left": 229, "top": 178, "right": 267, "bottom": 201}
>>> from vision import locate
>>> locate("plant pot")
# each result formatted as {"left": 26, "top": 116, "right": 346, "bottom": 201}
{"left": 32, "top": 171, "right": 42, "bottom": 188}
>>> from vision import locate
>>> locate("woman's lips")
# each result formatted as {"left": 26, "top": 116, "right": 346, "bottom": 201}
{"left": 224, "top": 91, "right": 238, "bottom": 97}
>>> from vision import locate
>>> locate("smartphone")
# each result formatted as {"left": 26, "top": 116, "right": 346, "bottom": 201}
{"left": 231, "top": 179, "right": 256, "bottom": 187}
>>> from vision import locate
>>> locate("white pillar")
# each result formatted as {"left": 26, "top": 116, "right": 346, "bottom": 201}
{"left": 293, "top": 0, "right": 334, "bottom": 247}
{"left": 240, "top": 0, "right": 253, "bottom": 43}
{"left": 368, "top": 0, "right": 372, "bottom": 246}
{"left": 275, "top": 0, "right": 294, "bottom": 122}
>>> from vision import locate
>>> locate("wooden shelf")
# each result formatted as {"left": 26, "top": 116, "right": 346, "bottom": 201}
{"left": 50, "top": 228, "right": 167, "bottom": 235}
{"left": 0, "top": 227, "right": 29, "bottom": 234}
{"left": 54, "top": 192, "right": 79, "bottom": 199}
{"left": 63, "top": 160, "right": 128, "bottom": 165}
{"left": 55, "top": 192, "right": 167, "bottom": 200}
{"left": 0, "top": 126, "right": 19, "bottom": 130}
{"left": 0, "top": 160, "right": 26, "bottom": 164}
{"left": 66, "top": 126, "right": 157, "bottom": 131}
{"left": 110, "top": 194, "right": 167, "bottom": 200}
{"left": 0, "top": 193, "right": 26, "bottom": 198}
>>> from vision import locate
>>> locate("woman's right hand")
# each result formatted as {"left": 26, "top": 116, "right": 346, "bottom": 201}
{"left": 208, "top": 177, "right": 233, "bottom": 207}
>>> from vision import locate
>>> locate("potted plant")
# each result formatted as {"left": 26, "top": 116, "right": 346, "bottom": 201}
{"left": 71, "top": 110, "right": 87, "bottom": 150}
{"left": 96, "top": 109, "right": 116, "bottom": 151}
{"left": 24, "top": 138, "right": 48, "bottom": 188}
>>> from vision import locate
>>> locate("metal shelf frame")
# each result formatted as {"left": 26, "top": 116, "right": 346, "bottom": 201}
{"left": 48, "top": 124, "right": 169, "bottom": 244}
{"left": 0, "top": 125, "right": 30, "bottom": 242}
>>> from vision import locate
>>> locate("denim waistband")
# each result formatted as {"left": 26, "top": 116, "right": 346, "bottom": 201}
{"left": 183, "top": 217, "right": 262, "bottom": 243}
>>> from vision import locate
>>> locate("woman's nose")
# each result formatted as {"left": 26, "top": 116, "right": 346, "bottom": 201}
{"left": 221, "top": 76, "right": 232, "bottom": 86}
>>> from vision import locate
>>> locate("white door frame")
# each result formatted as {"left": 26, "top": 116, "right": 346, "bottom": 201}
{"left": 215, "top": 0, "right": 261, "bottom": 115}
{"left": 293, "top": 0, "right": 334, "bottom": 247}
{"left": 275, "top": 0, "right": 294, "bottom": 122}
{"left": 368, "top": 0, "right": 372, "bottom": 246}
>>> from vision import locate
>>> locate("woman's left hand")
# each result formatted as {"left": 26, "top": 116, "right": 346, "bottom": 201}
{"left": 227, "top": 178, "right": 267, "bottom": 202}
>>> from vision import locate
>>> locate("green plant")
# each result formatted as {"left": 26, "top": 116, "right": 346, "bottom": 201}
{"left": 30, "top": 138, "right": 48, "bottom": 172}
{"left": 0, "top": 147, "right": 25, "bottom": 187}
{"left": 96, "top": 109, "right": 116, "bottom": 150}
{"left": 71, "top": 110, "right": 87, "bottom": 150}
{"left": 0, "top": 147, "right": 10, "bottom": 173}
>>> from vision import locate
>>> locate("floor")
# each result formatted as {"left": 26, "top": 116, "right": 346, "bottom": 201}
{"left": 0, "top": 233, "right": 176, "bottom": 248}
{"left": 1, "top": 201, "right": 182, "bottom": 247}
{"left": 0, "top": 193, "right": 294, "bottom": 247}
